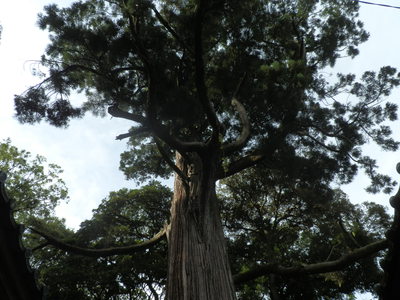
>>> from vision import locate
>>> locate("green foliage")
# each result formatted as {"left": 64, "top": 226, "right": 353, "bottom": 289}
{"left": 119, "top": 138, "right": 173, "bottom": 183}
{"left": 32, "top": 182, "right": 170, "bottom": 299}
{"left": 15, "top": 0, "right": 399, "bottom": 194}
{"left": 0, "top": 138, "right": 69, "bottom": 223}
{"left": 30, "top": 166, "right": 390, "bottom": 299}
{"left": 12, "top": 0, "right": 400, "bottom": 298}
{"left": 220, "top": 166, "right": 389, "bottom": 299}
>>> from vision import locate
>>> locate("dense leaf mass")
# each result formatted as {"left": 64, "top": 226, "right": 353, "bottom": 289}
{"left": 31, "top": 182, "right": 171, "bottom": 299}
{"left": 13, "top": 0, "right": 400, "bottom": 299}
{"left": 220, "top": 166, "right": 390, "bottom": 299}
{"left": 0, "top": 139, "right": 69, "bottom": 222}
{"left": 27, "top": 173, "right": 391, "bottom": 299}
{"left": 15, "top": 0, "right": 399, "bottom": 192}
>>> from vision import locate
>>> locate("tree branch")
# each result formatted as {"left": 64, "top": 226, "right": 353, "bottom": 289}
{"left": 108, "top": 104, "right": 205, "bottom": 152}
{"left": 29, "top": 225, "right": 167, "bottom": 258}
{"left": 222, "top": 98, "right": 250, "bottom": 154}
{"left": 108, "top": 104, "right": 147, "bottom": 124}
{"left": 218, "top": 111, "right": 300, "bottom": 179}
{"left": 115, "top": 126, "right": 151, "bottom": 140}
{"left": 233, "top": 239, "right": 389, "bottom": 285}
{"left": 217, "top": 154, "right": 265, "bottom": 179}
{"left": 118, "top": 2, "right": 208, "bottom": 155}
{"left": 194, "top": 0, "right": 221, "bottom": 141}
{"left": 155, "top": 137, "right": 190, "bottom": 187}
{"left": 222, "top": 73, "right": 250, "bottom": 154}
{"left": 152, "top": 123, "right": 206, "bottom": 153}
{"left": 150, "top": 5, "right": 191, "bottom": 54}
{"left": 338, "top": 217, "right": 361, "bottom": 248}
{"left": 31, "top": 242, "right": 50, "bottom": 253}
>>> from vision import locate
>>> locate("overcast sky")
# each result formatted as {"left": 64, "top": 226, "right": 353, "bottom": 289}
{"left": 0, "top": 0, "right": 137, "bottom": 228}
{"left": 1, "top": 0, "right": 400, "bottom": 234}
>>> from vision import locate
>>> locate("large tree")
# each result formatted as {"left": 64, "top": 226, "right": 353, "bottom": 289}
{"left": 14, "top": 0, "right": 400, "bottom": 299}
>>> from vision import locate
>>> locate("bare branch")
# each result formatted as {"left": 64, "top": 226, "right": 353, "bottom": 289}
{"left": 152, "top": 123, "right": 206, "bottom": 153}
{"left": 29, "top": 226, "right": 167, "bottom": 258}
{"left": 217, "top": 154, "right": 265, "bottom": 179}
{"left": 221, "top": 73, "right": 250, "bottom": 154}
{"left": 116, "top": 132, "right": 139, "bottom": 140}
{"left": 325, "top": 243, "right": 339, "bottom": 262}
{"left": 115, "top": 126, "right": 151, "bottom": 140}
{"left": 109, "top": 105, "right": 205, "bottom": 152}
{"left": 233, "top": 239, "right": 389, "bottom": 285}
{"left": 155, "top": 137, "right": 190, "bottom": 187}
{"left": 108, "top": 104, "right": 147, "bottom": 124}
{"left": 222, "top": 98, "right": 250, "bottom": 154}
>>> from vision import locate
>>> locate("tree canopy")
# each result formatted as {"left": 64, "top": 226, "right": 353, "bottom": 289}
{"left": 0, "top": 138, "right": 68, "bottom": 223}
{"left": 13, "top": 0, "right": 400, "bottom": 299}
{"left": 27, "top": 167, "right": 391, "bottom": 299}
{"left": 29, "top": 182, "right": 170, "bottom": 299}
{"left": 15, "top": 0, "right": 399, "bottom": 192}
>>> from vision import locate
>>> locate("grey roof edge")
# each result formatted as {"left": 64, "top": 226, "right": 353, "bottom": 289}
{"left": 0, "top": 171, "right": 47, "bottom": 300}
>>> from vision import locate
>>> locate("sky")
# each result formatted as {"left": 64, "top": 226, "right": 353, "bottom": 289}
{"left": 0, "top": 0, "right": 136, "bottom": 228}
{"left": 1, "top": 0, "right": 400, "bottom": 232}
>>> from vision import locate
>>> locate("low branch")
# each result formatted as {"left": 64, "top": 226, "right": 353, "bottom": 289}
{"left": 29, "top": 226, "right": 167, "bottom": 258}
{"left": 233, "top": 239, "right": 389, "bottom": 285}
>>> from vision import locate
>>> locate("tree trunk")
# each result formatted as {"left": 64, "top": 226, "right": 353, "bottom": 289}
{"left": 381, "top": 208, "right": 400, "bottom": 299}
{"left": 166, "top": 152, "right": 236, "bottom": 300}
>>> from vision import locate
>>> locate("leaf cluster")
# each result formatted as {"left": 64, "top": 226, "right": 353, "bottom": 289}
{"left": 0, "top": 138, "right": 69, "bottom": 223}
{"left": 14, "top": 0, "right": 400, "bottom": 193}
{"left": 27, "top": 166, "right": 391, "bottom": 299}
{"left": 30, "top": 181, "right": 171, "bottom": 299}
{"left": 220, "top": 165, "right": 390, "bottom": 299}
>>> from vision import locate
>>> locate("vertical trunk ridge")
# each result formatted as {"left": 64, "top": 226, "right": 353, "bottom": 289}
{"left": 167, "top": 152, "right": 236, "bottom": 300}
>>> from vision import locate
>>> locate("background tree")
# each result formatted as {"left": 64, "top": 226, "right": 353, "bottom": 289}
{"left": 14, "top": 1, "right": 400, "bottom": 299}
{"left": 0, "top": 138, "right": 71, "bottom": 297}
{"left": 29, "top": 165, "right": 390, "bottom": 299}
{"left": 220, "top": 165, "right": 390, "bottom": 299}
{"left": 29, "top": 182, "right": 170, "bottom": 300}
{"left": 0, "top": 138, "right": 68, "bottom": 224}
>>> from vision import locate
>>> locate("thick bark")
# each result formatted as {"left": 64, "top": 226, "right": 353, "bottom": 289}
{"left": 166, "top": 152, "right": 236, "bottom": 300}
